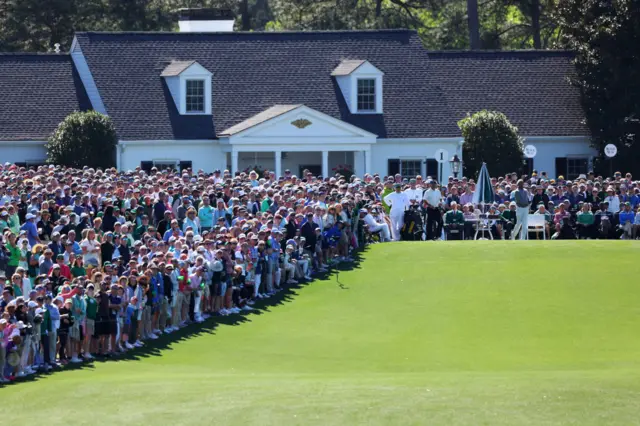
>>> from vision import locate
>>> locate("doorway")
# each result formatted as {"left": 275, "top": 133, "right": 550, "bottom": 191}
{"left": 299, "top": 165, "right": 322, "bottom": 177}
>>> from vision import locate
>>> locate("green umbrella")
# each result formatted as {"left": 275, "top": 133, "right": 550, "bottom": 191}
{"left": 471, "top": 163, "right": 494, "bottom": 207}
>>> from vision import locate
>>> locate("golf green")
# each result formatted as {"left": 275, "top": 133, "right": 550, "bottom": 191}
{"left": 3, "top": 241, "right": 640, "bottom": 425}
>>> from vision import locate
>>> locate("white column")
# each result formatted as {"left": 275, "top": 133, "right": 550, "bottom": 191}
{"left": 116, "top": 143, "right": 122, "bottom": 171}
{"left": 231, "top": 150, "right": 239, "bottom": 175}
{"left": 274, "top": 150, "right": 282, "bottom": 178}
{"left": 364, "top": 147, "right": 372, "bottom": 175}
{"left": 322, "top": 150, "right": 329, "bottom": 178}
{"left": 353, "top": 151, "right": 364, "bottom": 177}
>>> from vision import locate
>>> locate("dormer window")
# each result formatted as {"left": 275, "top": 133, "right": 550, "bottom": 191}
{"left": 357, "top": 79, "right": 376, "bottom": 112}
{"left": 161, "top": 60, "right": 212, "bottom": 115}
{"left": 332, "top": 59, "right": 383, "bottom": 114}
{"left": 186, "top": 79, "right": 205, "bottom": 113}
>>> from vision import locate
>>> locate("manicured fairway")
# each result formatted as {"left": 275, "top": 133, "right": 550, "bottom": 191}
{"left": 3, "top": 242, "right": 640, "bottom": 425}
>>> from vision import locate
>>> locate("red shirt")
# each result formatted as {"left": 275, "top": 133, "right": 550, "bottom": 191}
{"left": 178, "top": 268, "right": 190, "bottom": 292}
{"left": 49, "top": 263, "right": 72, "bottom": 280}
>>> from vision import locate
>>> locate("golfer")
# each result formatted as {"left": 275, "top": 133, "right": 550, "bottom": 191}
{"left": 513, "top": 180, "right": 531, "bottom": 239}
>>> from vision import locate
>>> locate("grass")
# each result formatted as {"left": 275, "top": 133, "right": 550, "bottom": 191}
{"left": 3, "top": 241, "right": 640, "bottom": 425}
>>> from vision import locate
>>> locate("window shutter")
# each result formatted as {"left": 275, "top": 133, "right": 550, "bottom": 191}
{"left": 387, "top": 159, "right": 399, "bottom": 177}
{"left": 425, "top": 159, "right": 438, "bottom": 179}
{"left": 140, "top": 161, "right": 153, "bottom": 172}
{"left": 179, "top": 161, "right": 192, "bottom": 172}
{"left": 555, "top": 157, "right": 567, "bottom": 179}
{"left": 526, "top": 158, "right": 534, "bottom": 176}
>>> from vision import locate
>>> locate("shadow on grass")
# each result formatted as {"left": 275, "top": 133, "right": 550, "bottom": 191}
{"left": 1, "top": 248, "right": 367, "bottom": 387}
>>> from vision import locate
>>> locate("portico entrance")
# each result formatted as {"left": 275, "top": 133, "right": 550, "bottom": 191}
{"left": 230, "top": 151, "right": 355, "bottom": 178}
{"left": 218, "top": 104, "right": 375, "bottom": 177}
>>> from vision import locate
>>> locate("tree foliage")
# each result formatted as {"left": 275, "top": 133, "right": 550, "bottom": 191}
{"left": 557, "top": 0, "right": 640, "bottom": 175}
{"left": 0, "top": 0, "right": 559, "bottom": 52}
{"left": 458, "top": 110, "right": 524, "bottom": 178}
{"left": 47, "top": 111, "right": 118, "bottom": 168}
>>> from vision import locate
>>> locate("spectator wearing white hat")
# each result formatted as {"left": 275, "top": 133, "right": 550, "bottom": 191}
{"left": 605, "top": 186, "right": 620, "bottom": 214}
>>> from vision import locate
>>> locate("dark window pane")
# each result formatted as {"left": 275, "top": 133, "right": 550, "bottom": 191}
{"left": 388, "top": 159, "right": 399, "bottom": 177}
{"left": 186, "top": 80, "right": 205, "bottom": 112}
{"left": 567, "top": 158, "right": 588, "bottom": 179}
{"left": 555, "top": 157, "right": 567, "bottom": 179}
{"left": 401, "top": 160, "right": 421, "bottom": 178}
{"left": 357, "top": 78, "right": 376, "bottom": 111}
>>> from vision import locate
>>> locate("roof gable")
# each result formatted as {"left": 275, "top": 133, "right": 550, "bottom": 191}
{"left": 161, "top": 60, "right": 211, "bottom": 77}
{"left": 220, "top": 105, "right": 301, "bottom": 136}
{"left": 222, "top": 105, "right": 377, "bottom": 141}
{"left": 331, "top": 60, "right": 365, "bottom": 76}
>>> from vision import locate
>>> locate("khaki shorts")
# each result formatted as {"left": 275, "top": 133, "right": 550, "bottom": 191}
{"left": 85, "top": 318, "right": 95, "bottom": 337}
{"left": 173, "top": 292, "right": 183, "bottom": 309}
{"left": 203, "top": 285, "right": 210, "bottom": 298}
{"left": 182, "top": 292, "right": 191, "bottom": 308}
{"left": 69, "top": 322, "right": 81, "bottom": 340}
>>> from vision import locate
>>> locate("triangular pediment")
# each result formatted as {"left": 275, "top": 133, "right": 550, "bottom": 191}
{"left": 220, "top": 105, "right": 377, "bottom": 143}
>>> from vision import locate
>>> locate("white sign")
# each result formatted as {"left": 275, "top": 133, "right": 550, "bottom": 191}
{"left": 524, "top": 144, "right": 537, "bottom": 158}
{"left": 604, "top": 144, "right": 617, "bottom": 158}
{"left": 435, "top": 149, "right": 449, "bottom": 164}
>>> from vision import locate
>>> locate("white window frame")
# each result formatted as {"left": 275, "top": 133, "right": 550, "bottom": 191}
{"left": 152, "top": 160, "right": 179, "bottom": 171}
{"left": 185, "top": 79, "right": 205, "bottom": 113}
{"left": 356, "top": 78, "right": 376, "bottom": 112}
{"left": 399, "top": 158, "right": 424, "bottom": 178}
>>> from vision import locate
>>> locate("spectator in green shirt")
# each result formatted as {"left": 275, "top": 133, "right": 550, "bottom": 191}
{"left": 5, "top": 233, "right": 21, "bottom": 277}
{"left": 133, "top": 215, "right": 149, "bottom": 241}
{"left": 380, "top": 181, "right": 394, "bottom": 214}
{"left": 576, "top": 202, "right": 595, "bottom": 239}
{"left": 444, "top": 201, "right": 464, "bottom": 238}
{"left": 71, "top": 257, "right": 86, "bottom": 278}
{"left": 84, "top": 284, "right": 98, "bottom": 359}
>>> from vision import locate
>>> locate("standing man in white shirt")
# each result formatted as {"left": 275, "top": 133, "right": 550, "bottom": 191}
{"left": 404, "top": 179, "right": 423, "bottom": 205}
{"left": 422, "top": 180, "right": 443, "bottom": 240}
{"left": 604, "top": 186, "right": 620, "bottom": 214}
{"left": 384, "top": 183, "right": 411, "bottom": 241}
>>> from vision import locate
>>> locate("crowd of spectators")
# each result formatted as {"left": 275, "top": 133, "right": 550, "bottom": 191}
{"left": 0, "top": 163, "right": 637, "bottom": 382}
{"left": 381, "top": 169, "right": 640, "bottom": 241}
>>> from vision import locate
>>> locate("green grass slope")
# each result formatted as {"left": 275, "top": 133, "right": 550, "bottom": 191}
{"left": 3, "top": 241, "right": 640, "bottom": 425}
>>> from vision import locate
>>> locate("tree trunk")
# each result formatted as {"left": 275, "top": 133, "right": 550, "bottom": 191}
{"left": 375, "top": 0, "right": 382, "bottom": 17}
{"left": 240, "top": 0, "right": 251, "bottom": 31}
{"left": 467, "top": 0, "right": 480, "bottom": 49}
{"left": 531, "top": 0, "right": 541, "bottom": 49}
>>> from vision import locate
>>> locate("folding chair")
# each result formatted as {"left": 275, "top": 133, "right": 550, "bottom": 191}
{"left": 527, "top": 214, "right": 546, "bottom": 240}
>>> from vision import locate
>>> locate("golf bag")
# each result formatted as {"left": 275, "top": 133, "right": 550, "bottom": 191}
{"left": 401, "top": 208, "right": 424, "bottom": 241}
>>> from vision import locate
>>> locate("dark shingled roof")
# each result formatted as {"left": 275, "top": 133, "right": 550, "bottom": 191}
{"left": 0, "top": 54, "right": 91, "bottom": 141}
{"left": 74, "top": 30, "right": 450, "bottom": 140}
{"left": 425, "top": 50, "right": 588, "bottom": 137}
{"left": 73, "top": 30, "right": 587, "bottom": 140}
